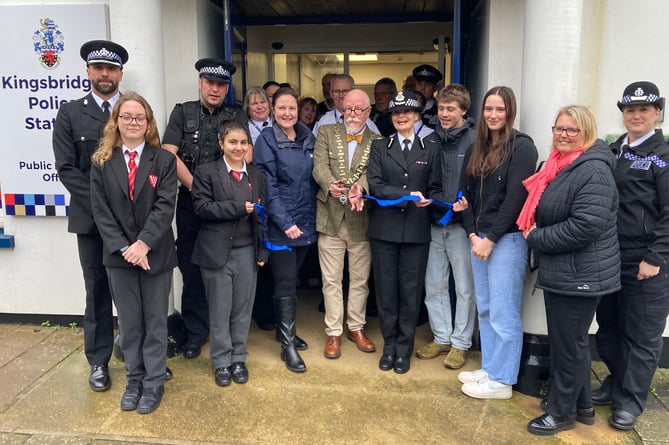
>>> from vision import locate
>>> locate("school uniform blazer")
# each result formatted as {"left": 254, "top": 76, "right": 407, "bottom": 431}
{"left": 312, "top": 123, "right": 382, "bottom": 242}
{"left": 90, "top": 145, "right": 178, "bottom": 274}
{"left": 53, "top": 92, "right": 113, "bottom": 234}
{"left": 367, "top": 135, "right": 442, "bottom": 244}
{"left": 190, "top": 159, "right": 270, "bottom": 269}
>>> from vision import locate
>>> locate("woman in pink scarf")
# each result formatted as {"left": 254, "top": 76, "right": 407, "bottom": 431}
{"left": 519, "top": 105, "right": 620, "bottom": 435}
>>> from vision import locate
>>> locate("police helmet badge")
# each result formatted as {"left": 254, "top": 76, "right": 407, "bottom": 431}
{"left": 33, "top": 18, "right": 64, "bottom": 69}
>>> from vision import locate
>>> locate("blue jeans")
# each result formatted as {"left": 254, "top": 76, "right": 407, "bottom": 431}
{"left": 471, "top": 231, "right": 527, "bottom": 385}
{"left": 424, "top": 224, "right": 476, "bottom": 349}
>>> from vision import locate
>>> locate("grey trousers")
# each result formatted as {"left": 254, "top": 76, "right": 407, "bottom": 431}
{"left": 201, "top": 245, "right": 257, "bottom": 369}
{"left": 107, "top": 267, "right": 171, "bottom": 388}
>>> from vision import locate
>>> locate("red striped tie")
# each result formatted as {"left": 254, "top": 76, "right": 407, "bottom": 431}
{"left": 126, "top": 150, "right": 137, "bottom": 201}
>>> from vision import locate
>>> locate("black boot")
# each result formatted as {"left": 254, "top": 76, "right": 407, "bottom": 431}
{"left": 274, "top": 297, "right": 308, "bottom": 351}
{"left": 276, "top": 296, "right": 306, "bottom": 372}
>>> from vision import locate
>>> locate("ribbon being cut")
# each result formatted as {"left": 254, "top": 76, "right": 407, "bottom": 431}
{"left": 254, "top": 203, "right": 292, "bottom": 252}
{"left": 354, "top": 190, "right": 463, "bottom": 226}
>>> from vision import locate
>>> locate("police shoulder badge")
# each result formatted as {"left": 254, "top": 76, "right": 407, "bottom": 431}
{"left": 33, "top": 18, "right": 64, "bottom": 69}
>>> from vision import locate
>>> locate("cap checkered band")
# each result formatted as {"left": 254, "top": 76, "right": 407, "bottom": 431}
{"left": 86, "top": 47, "right": 122, "bottom": 64}
{"left": 389, "top": 93, "right": 420, "bottom": 109}
{"left": 416, "top": 69, "right": 433, "bottom": 78}
{"left": 199, "top": 65, "right": 231, "bottom": 78}
{"left": 620, "top": 93, "right": 661, "bottom": 105}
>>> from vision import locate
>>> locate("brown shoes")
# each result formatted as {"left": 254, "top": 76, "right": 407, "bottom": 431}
{"left": 347, "top": 329, "right": 376, "bottom": 353}
{"left": 324, "top": 335, "right": 341, "bottom": 358}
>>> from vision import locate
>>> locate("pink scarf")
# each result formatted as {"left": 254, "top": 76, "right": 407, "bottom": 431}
{"left": 516, "top": 147, "right": 584, "bottom": 230}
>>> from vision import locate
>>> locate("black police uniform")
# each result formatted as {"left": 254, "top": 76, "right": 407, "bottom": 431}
{"left": 412, "top": 64, "right": 443, "bottom": 130}
{"left": 52, "top": 39, "right": 128, "bottom": 390}
{"left": 596, "top": 129, "right": 669, "bottom": 417}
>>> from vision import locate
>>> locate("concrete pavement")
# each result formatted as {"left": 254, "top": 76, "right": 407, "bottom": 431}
{"left": 0, "top": 289, "right": 666, "bottom": 444}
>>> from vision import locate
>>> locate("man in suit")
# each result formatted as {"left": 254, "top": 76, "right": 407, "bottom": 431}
{"left": 313, "top": 74, "right": 380, "bottom": 137}
{"left": 312, "top": 89, "right": 382, "bottom": 359}
{"left": 53, "top": 39, "right": 128, "bottom": 392}
{"left": 162, "top": 58, "right": 245, "bottom": 359}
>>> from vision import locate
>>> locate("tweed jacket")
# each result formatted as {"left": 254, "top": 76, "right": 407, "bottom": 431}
{"left": 313, "top": 123, "right": 382, "bottom": 242}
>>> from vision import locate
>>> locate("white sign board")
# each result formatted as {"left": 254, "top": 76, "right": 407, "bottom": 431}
{"left": 0, "top": 4, "right": 108, "bottom": 216}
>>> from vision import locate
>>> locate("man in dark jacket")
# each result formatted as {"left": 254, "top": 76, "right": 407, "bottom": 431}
{"left": 162, "top": 58, "right": 245, "bottom": 359}
{"left": 52, "top": 39, "right": 128, "bottom": 392}
{"left": 418, "top": 85, "right": 476, "bottom": 370}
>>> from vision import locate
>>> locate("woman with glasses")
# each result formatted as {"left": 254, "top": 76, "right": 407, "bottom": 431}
{"left": 457, "top": 86, "right": 538, "bottom": 399}
{"left": 518, "top": 105, "right": 620, "bottom": 435}
{"left": 254, "top": 87, "right": 317, "bottom": 373}
{"left": 90, "top": 92, "right": 177, "bottom": 414}
{"left": 366, "top": 91, "right": 442, "bottom": 374}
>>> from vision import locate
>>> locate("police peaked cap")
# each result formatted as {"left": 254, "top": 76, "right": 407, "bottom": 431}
{"left": 388, "top": 91, "right": 423, "bottom": 112}
{"left": 195, "top": 58, "right": 236, "bottom": 83}
{"left": 617, "top": 81, "right": 665, "bottom": 111}
{"left": 80, "top": 40, "right": 128, "bottom": 68}
{"left": 412, "top": 64, "right": 443, "bottom": 83}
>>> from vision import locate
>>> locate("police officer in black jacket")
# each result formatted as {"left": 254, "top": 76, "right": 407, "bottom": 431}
{"left": 594, "top": 81, "right": 669, "bottom": 431}
{"left": 52, "top": 40, "right": 128, "bottom": 392}
{"left": 162, "top": 58, "right": 246, "bottom": 359}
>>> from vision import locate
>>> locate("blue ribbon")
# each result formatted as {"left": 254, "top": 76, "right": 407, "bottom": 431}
{"left": 361, "top": 190, "right": 463, "bottom": 226}
{"left": 253, "top": 203, "right": 292, "bottom": 252}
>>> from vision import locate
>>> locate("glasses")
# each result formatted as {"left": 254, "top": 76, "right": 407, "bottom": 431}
{"left": 343, "top": 106, "right": 370, "bottom": 115}
{"left": 552, "top": 126, "right": 581, "bottom": 137}
{"left": 331, "top": 89, "right": 352, "bottom": 96}
{"left": 119, "top": 114, "right": 147, "bottom": 125}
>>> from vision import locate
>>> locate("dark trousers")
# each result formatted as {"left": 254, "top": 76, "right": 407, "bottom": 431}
{"left": 176, "top": 187, "right": 209, "bottom": 344}
{"left": 201, "top": 245, "right": 257, "bottom": 368}
{"left": 596, "top": 265, "right": 669, "bottom": 416}
{"left": 252, "top": 265, "right": 275, "bottom": 325}
{"left": 370, "top": 238, "right": 429, "bottom": 358}
{"left": 544, "top": 291, "right": 600, "bottom": 420}
{"left": 269, "top": 246, "right": 310, "bottom": 298}
{"left": 76, "top": 233, "right": 114, "bottom": 366}
{"left": 107, "top": 267, "right": 171, "bottom": 388}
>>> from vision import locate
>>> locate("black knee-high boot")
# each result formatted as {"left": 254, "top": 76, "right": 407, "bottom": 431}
{"left": 274, "top": 298, "right": 309, "bottom": 351}
{"left": 276, "top": 296, "right": 306, "bottom": 372}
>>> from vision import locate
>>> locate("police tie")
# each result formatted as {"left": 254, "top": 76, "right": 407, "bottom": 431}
{"left": 102, "top": 100, "right": 111, "bottom": 118}
{"left": 403, "top": 139, "right": 411, "bottom": 160}
{"left": 126, "top": 150, "right": 137, "bottom": 201}
{"left": 346, "top": 133, "right": 363, "bottom": 144}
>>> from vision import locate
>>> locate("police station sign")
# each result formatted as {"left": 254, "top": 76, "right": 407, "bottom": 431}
{"left": 0, "top": 4, "right": 108, "bottom": 216}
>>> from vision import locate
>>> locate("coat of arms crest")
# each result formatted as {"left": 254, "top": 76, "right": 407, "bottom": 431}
{"left": 33, "top": 18, "right": 64, "bottom": 69}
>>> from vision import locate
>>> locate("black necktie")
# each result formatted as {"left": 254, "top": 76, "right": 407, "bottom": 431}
{"left": 262, "top": 121, "right": 269, "bottom": 127}
{"left": 102, "top": 101, "right": 110, "bottom": 118}
{"left": 403, "top": 139, "right": 411, "bottom": 160}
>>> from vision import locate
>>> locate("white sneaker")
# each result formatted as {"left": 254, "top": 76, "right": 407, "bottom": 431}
{"left": 457, "top": 368, "right": 488, "bottom": 384}
{"left": 461, "top": 379, "right": 512, "bottom": 399}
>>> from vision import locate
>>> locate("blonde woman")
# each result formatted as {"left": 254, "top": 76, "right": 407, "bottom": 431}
{"left": 90, "top": 92, "right": 177, "bottom": 414}
{"left": 519, "top": 105, "right": 620, "bottom": 434}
